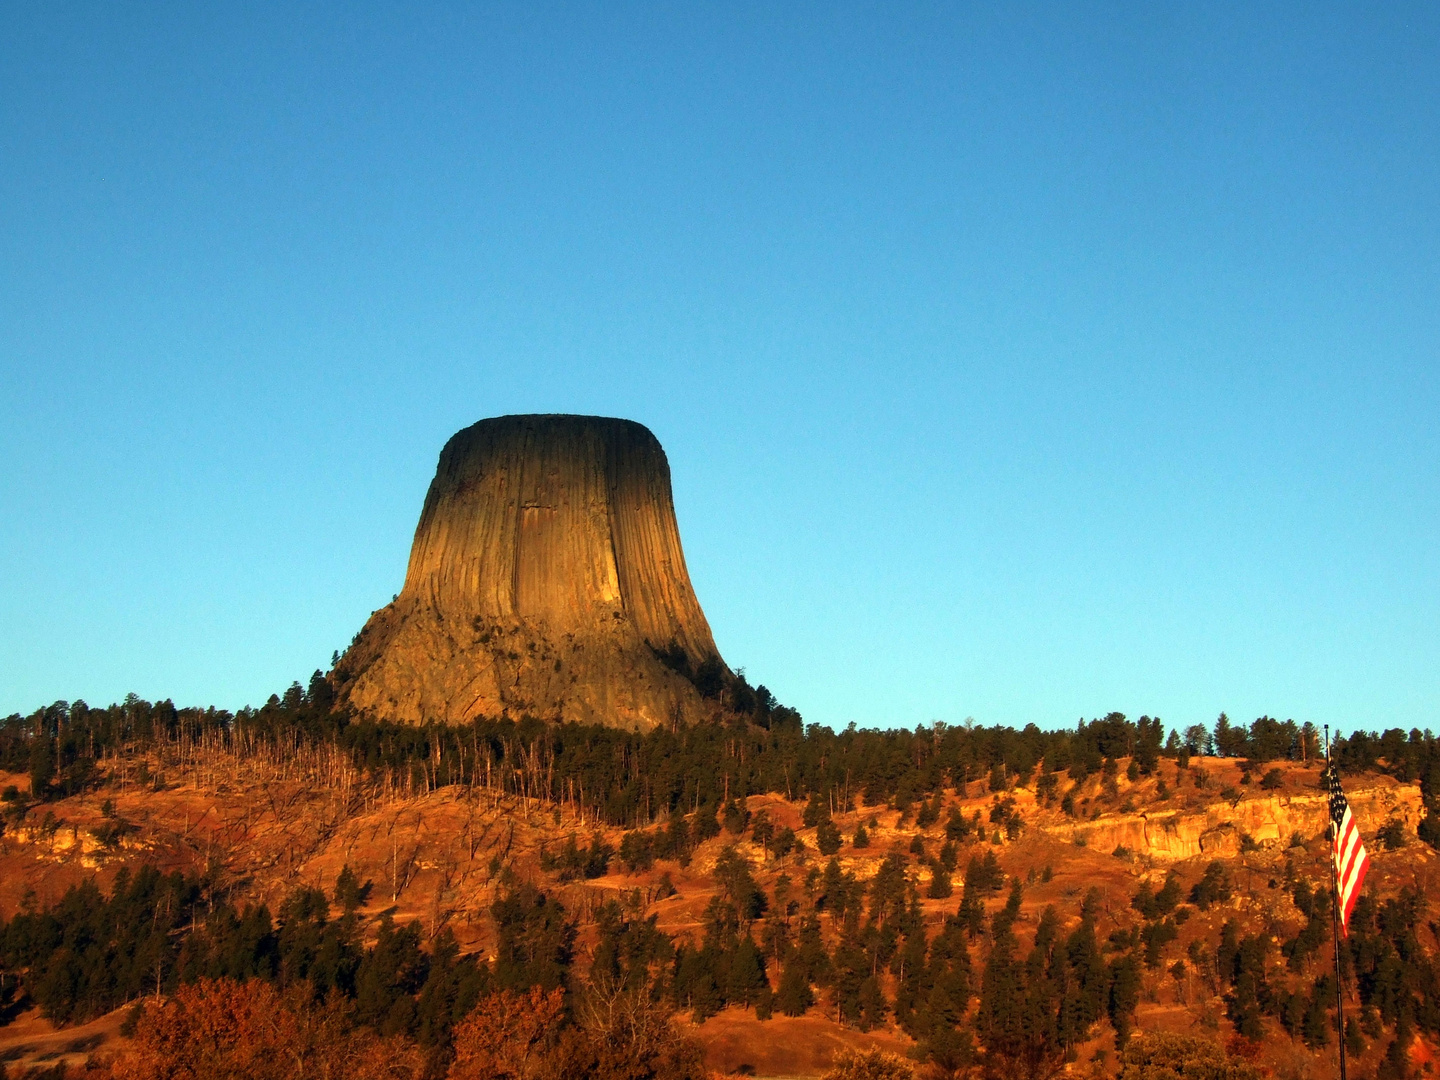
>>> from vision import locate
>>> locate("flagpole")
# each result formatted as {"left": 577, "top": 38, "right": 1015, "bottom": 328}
{"left": 1326, "top": 725, "right": 1348, "bottom": 1080}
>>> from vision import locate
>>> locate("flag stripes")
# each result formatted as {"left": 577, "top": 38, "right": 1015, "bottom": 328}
{"left": 1326, "top": 763, "right": 1369, "bottom": 935}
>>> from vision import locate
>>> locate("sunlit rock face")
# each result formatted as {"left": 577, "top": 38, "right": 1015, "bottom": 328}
{"left": 1054, "top": 782, "right": 1422, "bottom": 861}
{"left": 333, "top": 415, "right": 726, "bottom": 730}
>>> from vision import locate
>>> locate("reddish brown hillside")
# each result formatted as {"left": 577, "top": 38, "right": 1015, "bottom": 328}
{"left": 0, "top": 749, "right": 1434, "bottom": 1079}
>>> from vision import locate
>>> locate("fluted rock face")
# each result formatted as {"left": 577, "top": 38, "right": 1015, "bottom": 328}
{"left": 333, "top": 415, "right": 727, "bottom": 731}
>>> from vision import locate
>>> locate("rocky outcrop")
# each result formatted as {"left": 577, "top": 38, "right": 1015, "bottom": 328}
{"left": 1050, "top": 780, "right": 1423, "bottom": 861}
{"left": 333, "top": 415, "right": 728, "bottom": 731}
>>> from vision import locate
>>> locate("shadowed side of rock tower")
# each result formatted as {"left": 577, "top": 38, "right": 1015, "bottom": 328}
{"left": 332, "top": 415, "right": 728, "bottom": 731}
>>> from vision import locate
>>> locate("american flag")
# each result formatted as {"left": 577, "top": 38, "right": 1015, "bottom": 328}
{"left": 1326, "top": 762, "right": 1370, "bottom": 935}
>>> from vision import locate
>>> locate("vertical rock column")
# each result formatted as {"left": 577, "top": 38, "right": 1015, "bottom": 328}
{"left": 333, "top": 415, "right": 727, "bottom": 730}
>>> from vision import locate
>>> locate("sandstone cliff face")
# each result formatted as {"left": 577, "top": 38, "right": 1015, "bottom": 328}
{"left": 333, "top": 415, "right": 727, "bottom": 731}
{"left": 1049, "top": 779, "right": 1422, "bottom": 861}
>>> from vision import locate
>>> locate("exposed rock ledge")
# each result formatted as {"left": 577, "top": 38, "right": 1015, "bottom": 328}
{"left": 1045, "top": 780, "right": 1423, "bottom": 861}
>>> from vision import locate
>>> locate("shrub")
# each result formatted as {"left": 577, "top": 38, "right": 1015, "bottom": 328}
{"left": 1259, "top": 768, "right": 1284, "bottom": 791}
{"left": 944, "top": 807, "right": 971, "bottom": 841}
{"left": 692, "top": 805, "right": 721, "bottom": 843}
{"left": 1190, "top": 862, "right": 1233, "bottom": 910}
{"left": 722, "top": 799, "right": 750, "bottom": 835}
{"left": 619, "top": 830, "right": 655, "bottom": 873}
{"left": 90, "top": 818, "right": 131, "bottom": 849}
{"left": 112, "top": 977, "right": 424, "bottom": 1080}
{"left": 449, "top": 986, "right": 564, "bottom": 1080}
{"left": 1036, "top": 772, "right": 1059, "bottom": 804}
{"left": 821, "top": 1046, "right": 915, "bottom": 1080}
{"left": 455, "top": 983, "right": 709, "bottom": 1080}
{"left": 1119, "top": 1031, "right": 1262, "bottom": 1079}
{"left": 1376, "top": 818, "right": 1407, "bottom": 850}
{"left": 1419, "top": 815, "right": 1440, "bottom": 850}
{"left": 915, "top": 793, "right": 942, "bottom": 829}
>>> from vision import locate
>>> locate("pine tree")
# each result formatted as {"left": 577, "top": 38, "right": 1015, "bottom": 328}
{"left": 858, "top": 975, "right": 887, "bottom": 1031}
{"left": 776, "top": 963, "right": 814, "bottom": 1016}
{"left": 727, "top": 935, "right": 768, "bottom": 1007}
{"left": 792, "top": 914, "right": 832, "bottom": 987}
{"left": 832, "top": 941, "right": 868, "bottom": 1026}
{"left": 1108, "top": 950, "right": 1142, "bottom": 1047}
{"left": 353, "top": 914, "right": 428, "bottom": 1036}
{"left": 1301, "top": 981, "right": 1330, "bottom": 1048}
{"left": 755, "top": 982, "right": 775, "bottom": 1020}
{"left": 1059, "top": 912, "right": 1106, "bottom": 1046}
{"left": 1224, "top": 933, "right": 1269, "bottom": 1041}
{"left": 977, "top": 885, "right": 1027, "bottom": 1069}
{"left": 938, "top": 839, "right": 957, "bottom": 871}
{"left": 491, "top": 881, "right": 575, "bottom": 993}
{"left": 802, "top": 792, "right": 827, "bottom": 828}
{"left": 415, "top": 928, "right": 490, "bottom": 1049}
{"left": 675, "top": 943, "right": 723, "bottom": 1021}
{"left": 751, "top": 809, "right": 775, "bottom": 855}
{"left": 944, "top": 807, "right": 971, "bottom": 842}
{"left": 722, "top": 798, "right": 750, "bottom": 835}
{"left": 333, "top": 865, "right": 372, "bottom": 913}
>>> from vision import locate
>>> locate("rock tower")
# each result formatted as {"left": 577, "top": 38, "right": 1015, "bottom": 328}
{"left": 332, "top": 415, "right": 728, "bottom": 730}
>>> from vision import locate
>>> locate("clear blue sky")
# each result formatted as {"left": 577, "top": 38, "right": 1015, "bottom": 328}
{"left": 2, "top": 4, "right": 1436, "bottom": 734}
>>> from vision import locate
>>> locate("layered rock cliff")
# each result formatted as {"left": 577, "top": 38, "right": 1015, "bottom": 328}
{"left": 1050, "top": 778, "right": 1422, "bottom": 861}
{"left": 332, "top": 415, "right": 728, "bottom": 730}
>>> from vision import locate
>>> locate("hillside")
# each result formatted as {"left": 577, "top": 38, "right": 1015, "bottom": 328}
{"left": 2, "top": 718, "right": 1435, "bottom": 1079}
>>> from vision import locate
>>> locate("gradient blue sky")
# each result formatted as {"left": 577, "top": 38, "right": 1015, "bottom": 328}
{"left": 2, "top": 4, "right": 1436, "bottom": 733}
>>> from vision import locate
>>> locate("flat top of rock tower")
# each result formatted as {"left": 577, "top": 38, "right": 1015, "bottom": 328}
{"left": 455, "top": 413, "right": 656, "bottom": 435}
